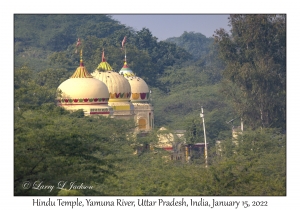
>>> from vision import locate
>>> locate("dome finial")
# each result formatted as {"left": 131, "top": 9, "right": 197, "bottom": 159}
{"left": 123, "top": 59, "right": 128, "bottom": 68}
{"left": 96, "top": 49, "right": 113, "bottom": 71}
{"left": 75, "top": 38, "right": 81, "bottom": 53}
{"left": 80, "top": 49, "right": 84, "bottom": 67}
{"left": 102, "top": 49, "right": 106, "bottom": 62}
{"left": 70, "top": 43, "right": 93, "bottom": 78}
{"left": 121, "top": 36, "right": 127, "bottom": 63}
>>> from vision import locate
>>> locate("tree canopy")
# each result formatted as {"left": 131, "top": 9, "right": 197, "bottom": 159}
{"left": 214, "top": 15, "right": 286, "bottom": 130}
{"left": 14, "top": 65, "right": 136, "bottom": 195}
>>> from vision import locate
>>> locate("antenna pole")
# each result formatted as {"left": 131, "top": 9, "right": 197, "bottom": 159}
{"left": 200, "top": 106, "right": 208, "bottom": 168}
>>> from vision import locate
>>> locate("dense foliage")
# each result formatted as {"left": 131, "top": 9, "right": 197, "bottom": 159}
{"left": 100, "top": 128, "right": 285, "bottom": 196}
{"left": 214, "top": 15, "right": 286, "bottom": 130}
{"left": 14, "top": 14, "right": 286, "bottom": 196}
{"left": 14, "top": 67, "right": 136, "bottom": 195}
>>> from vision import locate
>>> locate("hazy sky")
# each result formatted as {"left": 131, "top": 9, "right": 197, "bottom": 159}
{"left": 111, "top": 14, "right": 231, "bottom": 41}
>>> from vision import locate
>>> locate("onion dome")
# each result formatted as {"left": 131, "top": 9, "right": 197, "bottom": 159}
{"left": 119, "top": 61, "right": 150, "bottom": 103}
{"left": 95, "top": 50, "right": 113, "bottom": 71}
{"left": 119, "top": 61, "right": 135, "bottom": 77}
{"left": 57, "top": 78, "right": 109, "bottom": 104}
{"left": 92, "top": 51, "right": 131, "bottom": 102}
{"left": 57, "top": 50, "right": 111, "bottom": 115}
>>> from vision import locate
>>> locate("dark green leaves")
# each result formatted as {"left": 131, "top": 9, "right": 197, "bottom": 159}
{"left": 214, "top": 15, "right": 286, "bottom": 130}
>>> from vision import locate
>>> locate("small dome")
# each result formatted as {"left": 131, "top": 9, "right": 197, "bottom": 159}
{"left": 119, "top": 61, "right": 150, "bottom": 103}
{"left": 119, "top": 62, "right": 135, "bottom": 77}
{"left": 128, "top": 77, "right": 150, "bottom": 102}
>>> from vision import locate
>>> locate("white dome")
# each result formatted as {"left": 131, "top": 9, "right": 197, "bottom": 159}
{"left": 127, "top": 77, "right": 150, "bottom": 102}
{"left": 92, "top": 70, "right": 131, "bottom": 102}
{"left": 56, "top": 51, "right": 112, "bottom": 116}
{"left": 119, "top": 62, "right": 150, "bottom": 102}
{"left": 57, "top": 78, "right": 109, "bottom": 102}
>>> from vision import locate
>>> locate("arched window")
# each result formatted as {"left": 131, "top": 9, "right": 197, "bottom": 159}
{"left": 138, "top": 118, "right": 146, "bottom": 130}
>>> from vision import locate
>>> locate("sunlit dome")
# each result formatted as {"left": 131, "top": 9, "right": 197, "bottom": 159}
{"left": 119, "top": 62, "right": 135, "bottom": 77}
{"left": 119, "top": 61, "right": 150, "bottom": 103}
{"left": 92, "top": 51, "right": 131, "bottom": 102}
{"left": 57, "top": 78, "right": 109, "bottom": 102}
{"left": 57, "top": 50, "right": 111, "bottom": 116}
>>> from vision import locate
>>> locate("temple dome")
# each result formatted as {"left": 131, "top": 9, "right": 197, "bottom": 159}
{"left": 57, "top": 50, "right": 111, "bottom": 115}
{"left": 127, "top": 77, "right": 149, "bottom": 102}
{"left": 119, "top": 62, "right": 150, "bottom": 102}
{"left": 57, "top": 78, "right": 109, "bottom": 100}
{"left": 92, "top": 52, "right": 131, "bottom": 102}
{"left": 92, "top": 71, "right": 131, "bottom": 102}
{"left": 119, "top": 62, "right": 135, "bottom": 77}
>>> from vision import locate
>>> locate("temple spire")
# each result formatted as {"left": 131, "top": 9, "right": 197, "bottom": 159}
{"left": 75, "top": 38, "right": 81, "bottom": 53}
{"left": 96, "top": 49, "right": 113, "bottom": 71}
{"left": 70, "top": 43, "right": 93, "bottom": 78}
{"left": 121, "top": 36, "right": 127, "bottom": 63}
{"left": 80, "top": 49, "right": 84, "bottom": 67}
{"left": 102, "top": 50, "right": 106, "bottom": 62}
{"left": 123, "top": 52, "right": 128, "bottom": 68}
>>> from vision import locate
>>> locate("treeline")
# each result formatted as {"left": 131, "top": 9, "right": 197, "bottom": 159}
{"left": 14, "top": 14, "right": 191, "bottom": 88}
{"left": 214, "top": 15, "right": 286, "bottom": 130}
{"left": 100, "top": 128, "right": 286, "bottom": 196}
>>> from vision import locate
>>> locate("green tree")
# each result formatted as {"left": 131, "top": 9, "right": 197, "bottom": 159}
{"left": 214, "top": 15, "right": 286, "bottom": 130}
{"left": 14, "top": 104, "right": 135, "bottom": 196}
{"left": 209, "top": 128, "right": 286, "bottom": 195}
{"left": 14, "top": 66, "right": 57, "bottom": 110}
{"left": 36, "top": 68, "right": 71, "bottom": 88}
{"left": 48, "top": 52, "right": 75, "bottom": 71}
{"left": 133, "top": 28, "right": 158, "bottom": 51}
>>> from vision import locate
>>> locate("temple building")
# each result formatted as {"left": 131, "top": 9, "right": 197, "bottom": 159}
{"left": 57, "top": 50, "right": 112, "bottom": 116}
{"left": 119, "top": 58, "right": 154, "bottom": 133}
{"left": 91, "top": 51, "right": 134, "bottom": 120}
{"left": 56, "top": 41, "right": 154, "bottom": 134}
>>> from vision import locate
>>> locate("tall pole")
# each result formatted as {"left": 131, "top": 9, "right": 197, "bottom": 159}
{"left": 124, "top": 45, "right": 127, "bottom": 62}
{"left": 200, "top": 106, "right": 208, "bottom": 168}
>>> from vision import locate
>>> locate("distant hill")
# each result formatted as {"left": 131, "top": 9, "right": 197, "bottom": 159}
{"left": 165, "top": 31, "right": 214, "bottom": 60}
{"left": 14, "top": 14, "right": 127, "bottom": 52}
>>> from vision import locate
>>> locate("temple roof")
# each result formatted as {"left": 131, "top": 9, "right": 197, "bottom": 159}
{"left": 70, "top": 49, "right": 93, "bottom": 78}
{"left": 96, "top": 50, "right": 113, "bottom": 72}
{"left": 119, "top": 61, "right": 135, "bottom": 77}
